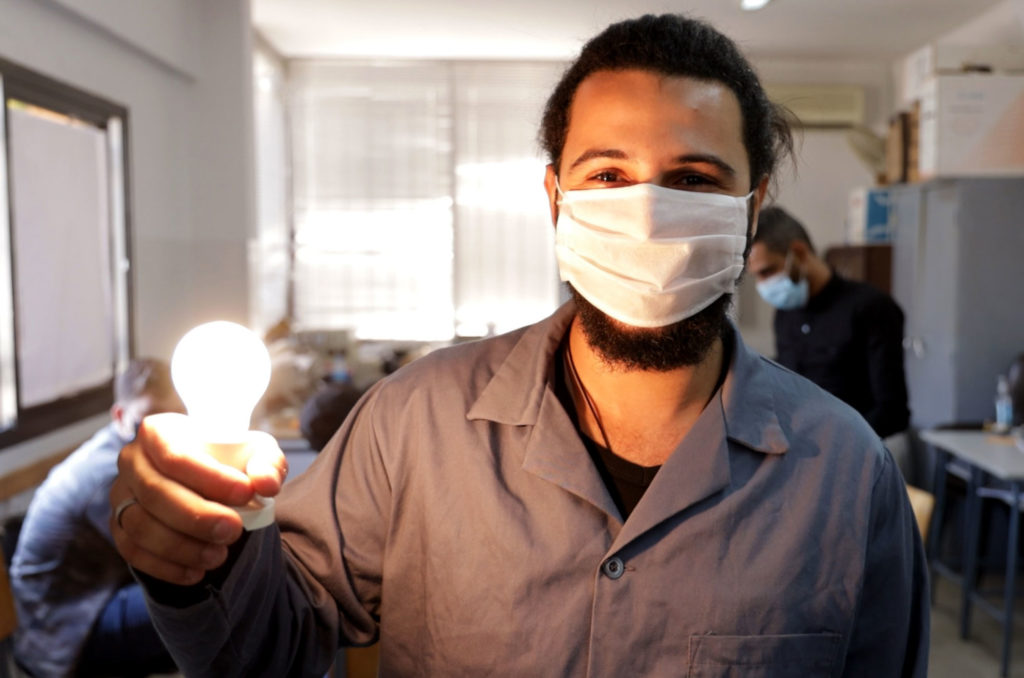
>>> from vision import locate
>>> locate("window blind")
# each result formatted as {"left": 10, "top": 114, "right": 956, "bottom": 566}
{"left": 288, "top": 60, "right": 564, "bottom": 341}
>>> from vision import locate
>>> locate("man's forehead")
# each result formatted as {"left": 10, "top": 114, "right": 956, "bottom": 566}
{"left": 571, "top": 69, "right": 739, "bottom": 110}
{"left": 748, "top": 242, "right": 786, "bottom": 269}
{"left": 562, "top": 69, "right": 748, "bottom": 170}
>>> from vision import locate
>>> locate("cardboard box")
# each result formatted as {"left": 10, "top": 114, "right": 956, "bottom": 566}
{"left": 917, "top": 74, "right": 1024, "bottom": 179}
{"left": 902, "top": 42, "right": 1024, "bottom": 104}
{"left": 886, "top": 113, "right": 908, "bottom": 184}
{"left": 884, "top": 102, "right": 919, "bottom": 184}
{"left": 847, "top": 187, "right": 892, "bottom": 244}
{"left": 884, "top": 113, "right": 909, "bottom": 184}
{"left": 907, "top": 101, "right": 920, "bottom": 183}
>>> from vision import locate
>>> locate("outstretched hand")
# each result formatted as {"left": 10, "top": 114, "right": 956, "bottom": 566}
{"left": 110, "top": 412, "right": 288, "bottom": 585}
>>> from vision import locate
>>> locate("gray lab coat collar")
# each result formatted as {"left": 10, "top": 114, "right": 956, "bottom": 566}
{"left": 467, "top": 301, "right": 790, "bottom": 534}
{"left": 468, "top": 301, "right": 790, "bottom": 455}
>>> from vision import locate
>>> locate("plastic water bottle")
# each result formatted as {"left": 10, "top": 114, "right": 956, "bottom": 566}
{"left": 996, "top": 374, "right": 1014, "bottom": 433}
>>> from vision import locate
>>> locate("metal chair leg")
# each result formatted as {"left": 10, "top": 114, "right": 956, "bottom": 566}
{"left": 1001, "top": 482, "right": 1021, "bottom": 678}
{"left": 961, "top": 467, "right": 984, "bottom": 639}
{"left": 928, "top": 449, "right": 950, "bottom": 601}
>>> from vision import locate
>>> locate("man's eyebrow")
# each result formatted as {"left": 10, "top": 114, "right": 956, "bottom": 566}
{"left": 675, "top": 153, "right": 737, "bottom": 177}
{"left": 568, "top": 148, "right": 629, "bottom": 170}
{"left": 567, "top": 149, "right": 738, "bottom": 178}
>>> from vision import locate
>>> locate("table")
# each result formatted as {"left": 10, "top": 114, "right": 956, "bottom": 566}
{"left": 921, "top": 429, "right": 1024, "bottom": 677}
{"left": 921, "top": 430, "right": 1024, "bottom": 480}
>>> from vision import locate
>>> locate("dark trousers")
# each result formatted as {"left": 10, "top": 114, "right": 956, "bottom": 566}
{"left": 76, "top": 583, "right": 178, "bottom": 678}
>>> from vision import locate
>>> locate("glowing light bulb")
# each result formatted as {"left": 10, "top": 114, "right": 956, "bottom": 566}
{"left": 171, "top": 320, "right": 274, "bottom": 530}
{"left": 171, "top": 321, "right": 270, "bottom": 442}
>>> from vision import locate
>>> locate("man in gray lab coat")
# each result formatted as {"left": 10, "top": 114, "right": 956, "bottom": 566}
{"left": 111, "top": 13, "right": 928, "bottom": 677}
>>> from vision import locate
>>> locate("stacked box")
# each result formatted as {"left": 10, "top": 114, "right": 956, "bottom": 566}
{"left": 886, "top": 113, "right": 908, "bottom": 184}
{"left": 902, "top": 42, "right": 1024, "bottom": 105}
{"left": 886, "top": 102, "right": 920, "bottom": 184}
{"left": 917, "top": 74, "right": 1024, "bottom": 179}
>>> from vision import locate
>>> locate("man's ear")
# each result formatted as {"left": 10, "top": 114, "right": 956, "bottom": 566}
{"left": 111, "top": 403, "right": 132, "bottom": 439}
{"left": 543, "top": 164, "right": 559, "bottom": 228}
{"left": 790, "top": 239, "right": 812, "bottom": 267}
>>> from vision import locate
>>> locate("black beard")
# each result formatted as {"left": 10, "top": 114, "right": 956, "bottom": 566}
{"left": 569, "top": 285, "right": 731, "bottom": 371}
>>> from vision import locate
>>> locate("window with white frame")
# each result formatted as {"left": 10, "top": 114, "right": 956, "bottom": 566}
{"left": 288, "top": 60, "right": 565, "bottom": 342}
{"left": 0, "top": 58, "right": 132, "bottom": 448}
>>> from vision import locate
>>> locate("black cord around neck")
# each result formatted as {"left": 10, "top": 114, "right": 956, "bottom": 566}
{"left": 564, "top": 339, "right": 612, "bottom": 452}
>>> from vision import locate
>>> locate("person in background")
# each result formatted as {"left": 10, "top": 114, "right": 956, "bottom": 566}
{"left": 748, "top": 205, "right": 910, "bottom": 439}
{"left": 11, "top": 359, "right": 183, "bottom": 678}
{"left": 111, "top": 14, "right": 927, "bottom": 677}
{"left": 299, "top": 380, "right": 366, "bottom": 452}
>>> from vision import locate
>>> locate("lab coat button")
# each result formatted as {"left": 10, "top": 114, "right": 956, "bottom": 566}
{"left": 602, "top": 557, "right": 624, "bottom": 579}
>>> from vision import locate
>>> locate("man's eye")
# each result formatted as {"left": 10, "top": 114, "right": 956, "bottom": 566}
{"left": 591, "top": 170, "right": 623, "bottom": 183}
{"left": 674, "top": 174, "right": 716, "bottom": 188}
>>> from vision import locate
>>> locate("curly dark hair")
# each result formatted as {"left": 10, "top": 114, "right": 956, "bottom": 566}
{"left": 540, "top": 13, "right": 793, "bottom": 191}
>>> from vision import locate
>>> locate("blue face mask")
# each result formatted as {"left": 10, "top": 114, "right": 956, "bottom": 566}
{"left": 756, "top": 273, "right": 809, "bottom": 310}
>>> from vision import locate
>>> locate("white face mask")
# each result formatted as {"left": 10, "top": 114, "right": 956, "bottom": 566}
{"left": 555, "top": 181, "right": 752, "bottom": 328}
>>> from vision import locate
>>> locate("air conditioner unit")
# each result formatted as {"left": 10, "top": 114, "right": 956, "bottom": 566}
{"left": 764, "top": 84, "right": 866, "bottom": 127}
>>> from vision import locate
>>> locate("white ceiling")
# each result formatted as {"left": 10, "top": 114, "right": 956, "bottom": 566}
{"left": 252, "top": 0, "right": 1014, "bottom": 62}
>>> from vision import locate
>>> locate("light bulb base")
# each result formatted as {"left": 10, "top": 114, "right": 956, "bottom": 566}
{"left": 205, "top": 440, "right": 250, "bottom": 467}
{"left": 200, "top": 440, "right": 274, "bottom": 530}
{"left": 235, "top": 495, "right": 275, "bottom": 531}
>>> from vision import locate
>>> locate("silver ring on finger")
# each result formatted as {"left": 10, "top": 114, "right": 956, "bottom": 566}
{"left": 114, "top": 497, "right": 139, "bottom": 530}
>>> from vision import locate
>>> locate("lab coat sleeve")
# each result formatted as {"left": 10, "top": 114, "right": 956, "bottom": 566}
{"left": 140, "top": 381, "right": 391, "bottom": 678}
{"left": 841, "top": 450, "right": 930, "bottom": 677}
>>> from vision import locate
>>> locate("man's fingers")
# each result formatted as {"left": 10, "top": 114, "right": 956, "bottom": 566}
{"left": 246, "top": 430, "right": 289, "bottom": 497}
{"left": 121, "top": 437, "right": 244, "bottom": 543}
{"left": 116, "top": 494, "right": 231, "bottom": 566}
{"left": 111, "top": 469, "right": 239, "bottom": 581}
{"left": 135, "top": 462, "right": 244, "bottom": 543}
{"left": 111, "top": 412, "right": 287, "bottom": 585}
{"left": 111, "top": 519, "right": 208, "bottom": 586}
{"left": 130, "top": 413, "right": 256, "bottom": 507}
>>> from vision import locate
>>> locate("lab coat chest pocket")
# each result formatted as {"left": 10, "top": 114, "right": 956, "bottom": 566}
{"left": 687, "top": 633, "right": 842, "bottom": 678}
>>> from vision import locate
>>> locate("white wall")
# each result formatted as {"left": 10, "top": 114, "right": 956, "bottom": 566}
{"left": 936, "top": 0, "right": 1024, "bottom": 45}
{"left": 49, "top": 0, "right": 202, "bottom": 76}
{"left": 251, "top": 39, "right": 291, "bottom": 335}
{"left": 0, "top": 0, "right": 255, "bottom": 471}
